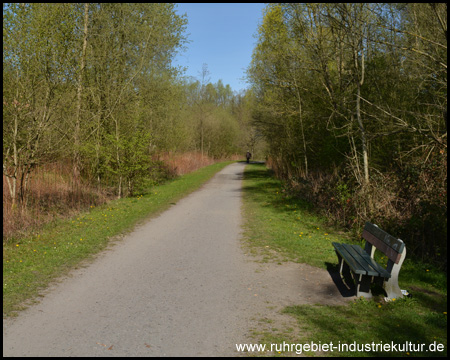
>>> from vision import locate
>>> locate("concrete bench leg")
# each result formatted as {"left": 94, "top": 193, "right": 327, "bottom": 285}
{"left": 383, "top": 278, "right": 403, "bottom": 300}
{"left": 383, "top": 247, "right": 406, "bottom": 301}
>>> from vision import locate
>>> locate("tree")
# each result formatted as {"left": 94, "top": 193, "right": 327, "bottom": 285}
{"left": 73, "top": 3, "right": 89, "bottom": 187}
{"left": 248, "top": 4, "right": 317, "bottom": 176}
{"left": 197, "top": 63, "right": 211, "bottom": 158}
{"left": 3, "top": 3, "right": 79, "bottom": 207}
{"left": 78, "top": 3, "right": 188, "bottom": 197}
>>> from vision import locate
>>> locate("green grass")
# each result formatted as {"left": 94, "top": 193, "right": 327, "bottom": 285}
{"left": 241, "top": 163, "right": 447, "bottom": 357}
{"left": 3, "top": 161, "right": 234, "bottom": 317}
{"left": 241, "top": 163, "right": 352, "bottom": 267}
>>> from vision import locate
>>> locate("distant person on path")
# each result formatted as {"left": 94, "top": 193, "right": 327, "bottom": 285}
{"left": 246, "top": 151, "right": 252, "bottom": 164}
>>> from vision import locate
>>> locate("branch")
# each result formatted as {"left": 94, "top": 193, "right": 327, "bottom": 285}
{"left": 375, "top": 22, "right": 447, "bottom": 50}
{"left": 358, "top": 95, "right": 447, "bottom": 148}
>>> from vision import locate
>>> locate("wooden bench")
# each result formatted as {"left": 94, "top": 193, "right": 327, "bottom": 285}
{"left": 332, "top": 222, "right": 406, "bottom": 300}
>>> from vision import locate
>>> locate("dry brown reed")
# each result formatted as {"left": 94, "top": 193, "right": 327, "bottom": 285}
{"left": 3, "top": 162, "right": 111, "bottom": 242}
{"left": 157, "top": 151, "right": 218, "bottom": 176}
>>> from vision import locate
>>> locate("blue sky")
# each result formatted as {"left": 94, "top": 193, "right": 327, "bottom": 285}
{"left": 173, "top": 3, "right": 266, "bottom": 94}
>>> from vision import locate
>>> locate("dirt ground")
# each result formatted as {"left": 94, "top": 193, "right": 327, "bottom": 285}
{"left": 235, "top": 243, "right": 355, "bottom": 355}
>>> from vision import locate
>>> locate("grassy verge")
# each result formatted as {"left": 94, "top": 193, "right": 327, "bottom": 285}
{"left": 242, "top": 163, "right": 447, "bottom": 357}
{"left": 3, "top": 161, "right": 234, "bottom": 317}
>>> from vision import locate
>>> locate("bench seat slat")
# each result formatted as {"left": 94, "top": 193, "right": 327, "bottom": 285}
{"left": 335, "top": 243, "right": 379, "bottom": 276}
{"left": 343, "top": 244, "right": 381, "bottom": 277}
{"left": 332, "top": 242, "right": 366, "bottom": 275}
{"left": 347, "top": 245, "right": 391, "bottom": 279}
{"left": 332, "top": 242, "right": 391, "bottom": 279}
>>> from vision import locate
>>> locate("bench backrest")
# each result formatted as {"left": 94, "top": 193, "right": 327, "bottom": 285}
{"left": 362, "top": 222, "right": 405, "bottom": 264}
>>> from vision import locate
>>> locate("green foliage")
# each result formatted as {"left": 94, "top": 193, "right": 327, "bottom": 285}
{"left": 3, "top": 3, "right": 192, "bottom": 198}
{"left": 247, "top": 3, "right": 447, "bottom": 268}
{"left": 104, "top": 130, "right": 153, "bottom": 196}
{"left": 182, "top": 75, "right": 246, "bottom": 159}
{"left": 3, "top": 2, "right": 257, "bottom": 210}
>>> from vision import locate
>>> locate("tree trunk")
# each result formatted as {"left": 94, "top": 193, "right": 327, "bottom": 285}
{"left": 296, "top": 87, "right": 308, "bottom": 177}
{"left": 73, "top": 3, "right": 89, "bottom": 187}
{"left": 353, "top": 15, "right": 369, "bottom": 185}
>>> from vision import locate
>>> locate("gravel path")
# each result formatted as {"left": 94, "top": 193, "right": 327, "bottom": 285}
{"left": 3, "top": 162, "right": 352, "bottom": 357}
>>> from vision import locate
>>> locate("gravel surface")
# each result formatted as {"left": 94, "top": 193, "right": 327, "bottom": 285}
{"left": 3, "top": 162, "right": 353, "bottom": 357}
